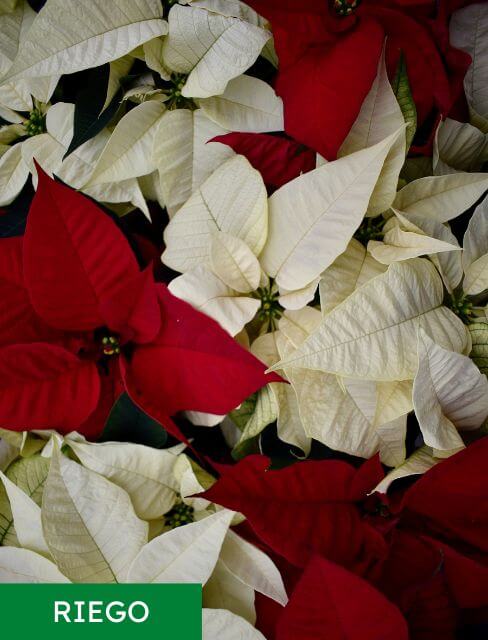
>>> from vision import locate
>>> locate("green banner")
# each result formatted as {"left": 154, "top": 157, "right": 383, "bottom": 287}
{"left": 0, "top": 584, "right": 201, "bottom": 639}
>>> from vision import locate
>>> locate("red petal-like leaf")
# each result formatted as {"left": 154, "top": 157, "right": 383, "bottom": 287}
{"left": 276, "top": 556, "right": 409, "bottom": 640}
{"left": 200, "top": 455, "right": 386, "bottom": 570}
{"left": 0, "top": 236, "right": 59, "bottom": 346}
{"left": 23, "top": 165, "right": 139, "bottom": 332}
{"left": 0, "top": 343, "right": 100, "bottom": 431}
{"left": 99, "top": 267, "right": 161, "bottom": 345}
{"left": 401, "top": 438, "right": 488, "bottom": 554}
{"left": 122, "top": 285, "right": 282, "bottom": 419}
{"left": 211, "top": 133, "right": 316, "bottom": 192}
{"left": 275, "top": 19, "right": 384, "bottom": 159}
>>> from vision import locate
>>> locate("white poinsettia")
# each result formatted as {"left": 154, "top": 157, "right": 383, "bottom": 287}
{"left": 433, "top": 117, "right": 488, "bottom": 175}
{"left": 0, "top": 436, "right": 287, "bottom": 625}
{"left": 162, "top": 3, "right": 270, "bottom": 99}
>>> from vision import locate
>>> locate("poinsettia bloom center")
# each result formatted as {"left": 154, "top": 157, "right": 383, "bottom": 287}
{"left": 333, "top": 0, "right": 361, "bottom": 16}
{"left": 253, "top": 285, "right": 283, "bottom": 326}
{"left": 25, "top": 107, "right": 46, "bottom": 137}
{"left": 101, "top": 335, "right": 121, "bottom": 357}
{"left": 164, "top": 500, "right": 195, "bottom": 529}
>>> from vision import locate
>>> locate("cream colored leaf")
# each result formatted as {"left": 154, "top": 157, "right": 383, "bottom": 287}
{"left": 88, "top": 100, "right": 165, "bottom": 185}
{"left": 220, "top": 529, "right": 288, "bottom": 605}
{"left": 210, "top": 231, "right": 261, "bottom": 293}
{"left": 260, "top": 130, "right": 404, "bottom": 291}
{"left": 463, "top": 195, "right": 488, "bottom": 294}
{"left": 0, "top": 1, "right": 34, "bottom": 75}
{"left": 274, "top": 259, "right": 470, "bottom": 381}
{"left": 0, "top": 439, "right": 18, "bottom": 472}
{"left": 127, "top": 509, "right": 234, "bottom": 584}
{"left": 373, "top": 447, "right": 438, "bottom": 494}
{"left": 0, "top": 142, "right": 28, "bottom": 205}
{"left": 376, "top": 415, "right": 407, "bottom": 467}
{"left": 103, "top": 55, "right": 134, "bottom": 110}
{"left": 163, "top": 155, "right": 267, "bottom": 271}
{"left": 236, "top": 385, "right": 278, "bottom": 447}
{"left": 199, "top": 74, "right": 283, "bottom": 132}
{"left": 0, "top": 547, "right": 69, "bottom": 583}
{"left": 413, "top": 329, "right": 488, "bottom": 452}
{"left": 434, "top": 118, "right": 488, "bottom": 174}
{"left": 278, "top": 278, "right": 320, "bottom": 311}
{"left": 188, "top": 0, "right": 265, "bottom": 23}
{"left": 368, "top": 221, "right": 460, "bottom": 265}
{"left": 0, "top": 471, "right": 49, "bottom": 555}
{"left": 67, "top": 441, "right": 180, "bottom": 520}
{"left": 42, "top": 449, "right": 148, "bottom": 583}
{"left": 3, "top": 0, "right": 167, "bottom": 81}
{"left": 204, "top": 560, "right": 256, "bottom": 625}
{"left": 393, "top": 173, "right": 488, "bottom": 222}
{"left": 319, "top": 239, "right": 387, "bottom": 315}
{"left": 203, "top": 609, "right": 266, "bottom": 640}
{"left": 374, "top": 380, "right": 413, "bottom": 427}
{"left": 163, "top": 5, "right": 270, "bottom": 98}
{"left": 154, "top": 108, "right": 233, "bottom": 217}
{"left": 339, "top": 48, "right": 406, "bottom": 215}
{"left": 450, "top": 3, "right": 488, "bottom": 120}
{"left": 169, "top": 264, "right": 259, "bottom": 336}
{"left": 21, "top": 133, "right": 65, "bottom": 185}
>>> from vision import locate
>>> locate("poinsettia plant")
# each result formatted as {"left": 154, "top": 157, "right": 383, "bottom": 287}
{"left": 0, "top": 0, "right": 488, "bottom": 638}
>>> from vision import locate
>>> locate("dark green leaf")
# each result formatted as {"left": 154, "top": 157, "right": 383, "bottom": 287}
{"left": 100, "top": 392, "right": 168, "bottom": 449}
{"left": 393, "top": 53, "right": 417, "bottom": 152}
{"left": 64, "top": 64, "right": 122, "bottom": 157}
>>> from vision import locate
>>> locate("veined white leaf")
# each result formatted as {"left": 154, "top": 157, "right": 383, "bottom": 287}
{"left": 221, "top": 529, "right": 287, "bottom": 605}
{"left": 0, "top": 547, "right": 69, "bottom": 583}
{"left": 163, "top": 155, "right": 267, "bottom": 272}
{"left": 203, "top": 609, "right": 266, "bottom": 640}
{"left": 278, "top": 307, "right": 322, "bottom": 349}
{"left": 0, "top": 471, "right": 49, "bottom": 555}
{"left": 339, "top": 48, "right": 406, "bottom": 215}
{"left": 0, "top": 1, "right": 34, "bottom": 75}
{"left": 204, "top": 560, "right": 256, "bottom": 624}
{"left": 21, "top": 133, "right": 65, "bottom": 185}
{"left": 374, "top": 380, "right": 413, "bottom": 427}
{"left": 434, "top": 118, "right": 488, "bottom": 174}
{"left": 319, "top": 239, "right": 386, "bottom": 315}
{"left": 278, "top": 277, "right": 320, "bottom": 311}
{"left": 173, "top": 453, "right": 213, "bottom": 512}
{"left": 376, "top": 415, "right": 407, "bottom": 467}
{"left": 187, "top": 0, "right": 265, "bottom": 24}
{"left": 103, "top": 55, "right": 134, "bottom": 110}
{"left": 0, "top": 142, "right": 29, "bottom": 206}
{"left": 67, "top": 441, "right": 180, "bottom": 520}
{"left": 3, "top": 0, "right": 167, "bottom": 81}
{"left": 450, "top": 3, "right": 488, "bottom": 120}
{"left": 368, "top": 216, "right": 461, "bottom": 265}
{"left": 393, "top": 173, "right": 488, "bottom": 222}
{"left": 210, "top": 231, "right": 261, "bottom": 293}
{"left": 274, "top": 259, "right": 470, "bottom": 381}
{"left": 127, "top": 509, "right": 234, "bottom": 584}
{"left": 162, "top": 5, "right": 270, "bottom": 98}
{"left": 169, "top": 264, "right": 259, "bottom": 336}
{"left": 0, "top": 439, "right": 18, "bottom": 472}
{"left": 463, "top": 195, "right": 488, "bottom": 294}
{"left": 235, "top": 385, "right": 278, "bottom": 448}
{"left": 42, "top": 449, "right": 148, "bottom": 583}
{"left": 199, "top": 74, "right": 283, "bottom": 133}
{"left": 373, "top": 447, "right": 438, "bottom": 494}
{"left": 260, "top": 129, "right": 404, "bottom": 291}
{"left": 154, "top": 108, "right": 233, "bottom": 217}
{"left": 88, "top": 101, "right": 166, "bottom": 185}
{"left": 413, "top": 329, "right": 488, "bottom": 452}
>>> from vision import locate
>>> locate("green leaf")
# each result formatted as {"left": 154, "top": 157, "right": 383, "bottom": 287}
{"left": 469, "top": 322, "right": 488, "bottom": 376}
{"left": 100, "top": 392, "right": 169, "bottom": 449}
{"left": 0, "top": 455, "right": 49, "bottom": 547}
{"left": 65, "top": 64, "right": 122, "bottom": 157}
{"left": 393, "top": 53, "right": 417, "bottom": 151}
{"left": 229, "top": 393, "right": 258, "bottom": 431}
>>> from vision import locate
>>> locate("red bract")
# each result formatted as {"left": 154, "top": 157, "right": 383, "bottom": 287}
{"left": 0, "top": 166, "right": 280, "bottom": 438}
{"left": 211, "top": 133, "right": 316, "bottom": 193}
{"left": 200, "top": 454, "right": 387, "bottom": 572}
{"left": 247, "top": 0, "right": 472, "bottom": 158}
{"left": 203, "top": 442, "right": 488, "bottom": 640}
{"left": 276, "top": 556, "right": 409, "bottom": 640}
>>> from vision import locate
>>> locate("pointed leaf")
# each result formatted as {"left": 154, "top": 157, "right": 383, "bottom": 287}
{"left": 162, "top": 5, "right": 269, "bottom": 98}
{"left": 260, "top": 130, "right": 403, "bottom": 291}
{"left": 42, "top": 448, "right": 148, "bottom": 582}
{"left": 127, "top": 509, "right": 233, "bottom": 583}
{"left": 275, "top": 259, "right": 469, "bottom": 381}
{"left": 210, "top": 231, "right": 261, "bottom": 293}
{"left": 3, "top": 0, "right": 167, "bottom": 81}
{"left": 162, "top": 155, "right": 267, "bottom": 272}
{"left": 203, "top": 609, "right": 266, "bottom": 640}
{"left": 0, "top": 547, "right": 69, "bottom": 583}
{"left": 24, "top": 166, "right": 140, "bottom": 331}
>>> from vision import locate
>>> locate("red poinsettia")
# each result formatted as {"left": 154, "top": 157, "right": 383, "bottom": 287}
{"left": 246, "top": 0, "right": 472, "bottom": 159}
{"left": 0, "top": 165, "right": 281, "bottom": 439}
{"left": 202, "top": 439, "right": 488, "bottom": 639}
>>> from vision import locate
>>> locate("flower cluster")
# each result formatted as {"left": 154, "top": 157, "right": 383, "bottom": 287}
{"left": 0, "top": 0, "right": 488, "bottom": 638}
